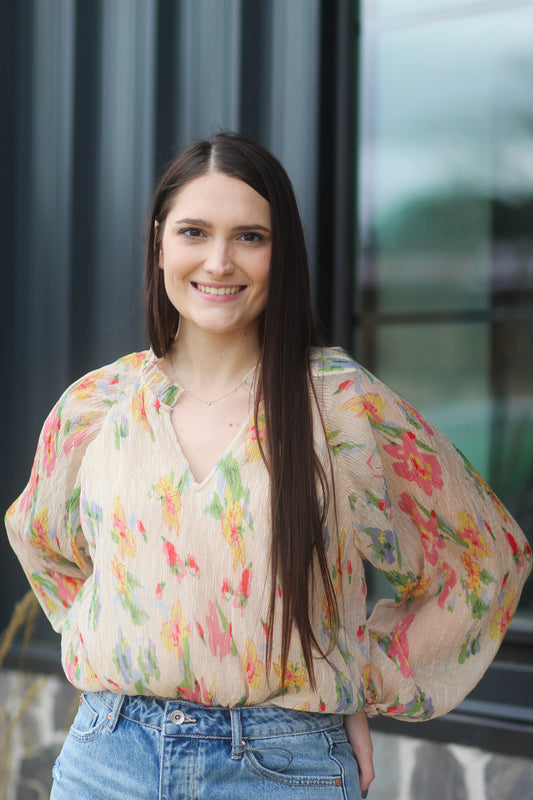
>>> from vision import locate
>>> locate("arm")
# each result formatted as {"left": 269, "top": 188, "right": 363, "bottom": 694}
{"left": 333, "top": 366, "right": 531, "bottom": 720}
{"left": 5, "top": 355, "right": 141, "bottom": 632}
{"left": 344, "top": 710, "right": 374, "bottom": 797}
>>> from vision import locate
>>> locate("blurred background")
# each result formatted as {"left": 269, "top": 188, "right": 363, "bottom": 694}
{"left": 1, "top": 0, "right": 532, "bottom": 796}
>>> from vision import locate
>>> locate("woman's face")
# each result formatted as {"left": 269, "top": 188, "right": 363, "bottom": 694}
{"left": 158, "top": 171, "right": 271, "bottom": 341}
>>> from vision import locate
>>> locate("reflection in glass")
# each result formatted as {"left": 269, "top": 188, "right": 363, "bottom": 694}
{"left": 357, "top": 3, "right": 533, "bottom": 612}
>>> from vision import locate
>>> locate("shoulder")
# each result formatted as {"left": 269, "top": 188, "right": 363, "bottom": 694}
{"left": 49, "top": 349, "right": 150, "bottom": 428}
{"left": 58, "top": 350, "right": 151, "bottom": 412}
{"left": 310, "top": 346, "right": 382, "bottom": 391}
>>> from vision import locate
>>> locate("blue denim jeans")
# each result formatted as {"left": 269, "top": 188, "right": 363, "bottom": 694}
{"left": 50, "top": 691, "right": 360, "bottom": 799}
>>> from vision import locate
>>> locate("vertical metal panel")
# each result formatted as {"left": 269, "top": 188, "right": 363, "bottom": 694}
{"left": 175, "top": 0, "right": 242, "bottom": 145}
{"left": 268, "top": 0, "right": 321, "bottom": 280}
{"left": 22, "top": 0, "right": 76, "bottom": 396}
{"left": 93, "top": 0, "right": 157, "bottom": 359}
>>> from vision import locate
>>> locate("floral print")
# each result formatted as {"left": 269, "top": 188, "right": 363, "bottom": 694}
{"left": 4, "top": 347, "right": 531, "bottom": 718}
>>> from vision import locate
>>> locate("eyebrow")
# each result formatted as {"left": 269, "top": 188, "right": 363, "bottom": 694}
{"left": 173, "top": 217, "right": 271, "bottom": 233}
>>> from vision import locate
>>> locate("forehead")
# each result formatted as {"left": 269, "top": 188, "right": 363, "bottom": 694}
{"left": 167, "top": 172, "right": 271, "bottom": 223}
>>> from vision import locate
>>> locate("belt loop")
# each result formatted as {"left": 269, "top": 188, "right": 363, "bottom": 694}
{"left": 105, "top": 692, "right": 125, "bottom": 733}
{"left": 230, "top": 708, "right": 244, "bottom": 760}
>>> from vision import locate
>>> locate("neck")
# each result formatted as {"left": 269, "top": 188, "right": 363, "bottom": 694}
{"left": 168, "top": 323, "right": 261, "bottom": 392}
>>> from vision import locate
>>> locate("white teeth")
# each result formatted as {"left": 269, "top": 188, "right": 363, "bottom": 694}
{"left": 196, "top": 284, "right": 242, "bottom": 296}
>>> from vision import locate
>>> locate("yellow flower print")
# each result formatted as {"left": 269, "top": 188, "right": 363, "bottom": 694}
{"left": 273, "top": 657, "right": 308, "bottom": 691}
{"left": 456, "top": 511, "right": 492, "bottom": 559}
{"left": 111, "top": 555, "right": 126, "bottom": 595}
{"left": 30, "top": 508, "right": 55, "bottom": 561}
{"left": 111, "top": 497, "right": 137, "bottom": 559}
{"left": 340, "top": 392, "right": 386, "bottom": 423}
{"left": 120, "top": 351, "right": 146, "bottom": 368}
{"left": 461, "top": 552, "right": 481, "bottom": 592}
{"left": 131, "top": 385, "right": 154, "bottom": 439}
{"left": 243, "top": 638, "right": 263, "bottom": 689}
{"left": 160, "top": 601, "right": 191, "bottom": 658}
{"left": 72, "top": 370, "right": 106, "bottom": 401}
{"left": 489, "top": 589, "right": 516, "bottom": 642}
{"left": 155, "top": 475, "right": 182, "bottom": 534}
{"left": 221, "top": 496, "right": 246, "bottom": 570}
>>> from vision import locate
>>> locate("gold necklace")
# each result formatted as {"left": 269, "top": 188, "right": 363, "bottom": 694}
{"left": 169, "top": 362, "right": 245, "bottom": 406}
{"left": 180, "top": 381, "right": 244, "bottom": 406}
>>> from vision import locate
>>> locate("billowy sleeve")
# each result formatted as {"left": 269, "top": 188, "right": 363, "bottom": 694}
{"left": 330, "top": 366, "right": 531, "bottom": 721}
{"left": 4, "top": 354, "right": 143, "bottom": 633}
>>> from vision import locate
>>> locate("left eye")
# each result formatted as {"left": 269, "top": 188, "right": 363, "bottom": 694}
{"left": 238, "top": 232, "right": 263, "bottom": 243}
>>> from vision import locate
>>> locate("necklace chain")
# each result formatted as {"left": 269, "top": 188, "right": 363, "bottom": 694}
{"left": 181, "top": 382, "right": 244, "bottom": 406}
{"left": 168, "top": 361, "right": 245, "bottom": 406}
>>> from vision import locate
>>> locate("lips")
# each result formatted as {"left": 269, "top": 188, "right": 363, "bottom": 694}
{"left": 193, "top": 282, "right": 245, "bottom": 296}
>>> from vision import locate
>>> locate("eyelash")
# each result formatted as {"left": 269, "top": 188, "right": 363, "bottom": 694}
{"left": 178, "top": 228, "right": 264, "bottom": 243}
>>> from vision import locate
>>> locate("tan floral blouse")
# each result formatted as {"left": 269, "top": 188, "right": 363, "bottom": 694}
{"left": 5, "top": 348, "right": 531, "bottom": 718}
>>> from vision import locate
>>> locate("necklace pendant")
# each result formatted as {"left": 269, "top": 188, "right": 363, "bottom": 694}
{"left": 207, "top": 401, "right": 212, "bottom": 406}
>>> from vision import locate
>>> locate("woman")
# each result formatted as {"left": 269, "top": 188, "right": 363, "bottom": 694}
{"left": 5, "top": 133, "right": 531, "bottom": 799}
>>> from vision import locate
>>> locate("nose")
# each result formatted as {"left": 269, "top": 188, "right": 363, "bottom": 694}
{"left": 204, "top": 239, "right": 234, "bottom": 277}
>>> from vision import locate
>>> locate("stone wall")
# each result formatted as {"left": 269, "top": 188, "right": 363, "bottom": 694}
{"left": 1, "top": 668, "right": 532, "bottom": 799}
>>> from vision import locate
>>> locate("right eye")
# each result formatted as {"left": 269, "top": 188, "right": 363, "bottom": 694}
{"left": 179, "top": 227, "right": 205, "bottom": 238}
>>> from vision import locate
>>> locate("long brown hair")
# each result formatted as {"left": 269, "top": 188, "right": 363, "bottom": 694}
{"left": 145, "top": 132, "right": 338, "bottom": 689}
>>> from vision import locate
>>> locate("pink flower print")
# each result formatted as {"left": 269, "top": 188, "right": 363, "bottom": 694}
{"left": 42, "top": 410, "right": 61, "bottom": 477}
{"left": 245, "top": 411, "right": 266, "bottom": 462}
{"left": 131, "top": 385, "right": 154, "bottom": 439}
{"left": 384, "top": 432, "right": 443, "bottom": 497}
{"left": 388, "top": 615, "right": 415, "bottom": 679}
{"left": 155, "top": 476, "right": 181, "bottom": 534}
{"left": 221, "top": 578, "right": 232, "bottom": 600}
{"left": 456, "top": 511, "right": 492, "bottom": 559}
{"left": 340, "top": 392, "right": 386, "bottom": 423}
{"left": 505, "top": 531, "right": 525, "bottom": 571}
{"left": 178, "top": 678, "right": 214, "bottom": 705}
{"left": 163, "top": 540, "right": 186, "bottom": 581}
{"left": 50, "top": 571, "right": 80, "bottom": 608}
{"left": 187, "top": 555, "right": 200, "bottom": 577}
{"left": 489, "top": 589, "right": 516, "bottom": 642}
{"left": 18, "top": 461, "right": 39, "bottom": 521}
{"left": 206, "top": 601, "right": 233, "bottom": 660}
{"left": 160, "top": 601, "right": 191, "bottom": 658}
{"left": 155, "top": 583, "right": 163, "bottom": 601}
{"left": 72, "top": 370, "right": 105, "bottom": 400}
{"left": 243, "top": 638, "right": 263, "bottom": 689}
{"left": 221, "top": 499, "right": 246, "bottom": 569}
{"left": 111, "top": 497, "right": 137, "bottom": 559}
{"left": 335, "top": 379, "right": 355, "bottom": 393}
{"left": 234, "top": 567, "right": 252, "bottom": 610}
{"left": 398, "top": 493, "right": 445, "bottom": 566}
{"left": 436, "top": 562, "right": 457, "bottom": 610}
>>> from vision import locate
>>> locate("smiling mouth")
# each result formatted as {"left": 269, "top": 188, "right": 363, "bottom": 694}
{"left": 193, "top": 283, "right": 245, "bottom": 296}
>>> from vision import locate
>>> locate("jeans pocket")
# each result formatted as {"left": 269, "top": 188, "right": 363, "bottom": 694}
{"left": 243, "top": 728, "right": 348, "bottom": 788}
{"left": 69, "top": 692, "right": 110, "bottom": 742}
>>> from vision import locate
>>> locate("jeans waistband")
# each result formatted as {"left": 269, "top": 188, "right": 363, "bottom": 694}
{"left": 94, "top": 691, "right": 344, "bottom": 742}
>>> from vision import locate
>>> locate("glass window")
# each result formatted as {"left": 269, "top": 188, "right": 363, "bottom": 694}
{"left": 357, "top": 1, "right": 533, "bottom": 614}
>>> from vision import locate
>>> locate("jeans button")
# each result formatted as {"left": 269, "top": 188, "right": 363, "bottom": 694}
{"left": 171, "top": 709, "right": 186, "bottom": 726}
